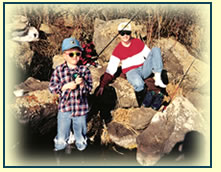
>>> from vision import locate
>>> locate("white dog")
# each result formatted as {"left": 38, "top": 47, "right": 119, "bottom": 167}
{"left": 12, "top": 26, "right": 39, "bottom": 42}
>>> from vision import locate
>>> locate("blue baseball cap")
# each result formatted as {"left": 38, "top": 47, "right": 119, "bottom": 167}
{"left": 61, "top": 37, "right": 83, "bottom": 52}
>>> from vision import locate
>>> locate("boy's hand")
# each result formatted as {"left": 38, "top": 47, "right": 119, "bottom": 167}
{"left": 75, "top": 76, "right": 84, "bottom": 88}
{"left": 62, "top": 81, "right": 77, "bottom": 91}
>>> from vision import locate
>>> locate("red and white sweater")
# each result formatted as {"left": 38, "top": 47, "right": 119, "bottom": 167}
{"left": 100, "top": 38, "right": 151, "bottom": 87}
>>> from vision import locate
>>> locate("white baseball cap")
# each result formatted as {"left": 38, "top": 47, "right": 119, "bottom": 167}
{"left": 118, "top": 22, "right": 132, "bottom": 31}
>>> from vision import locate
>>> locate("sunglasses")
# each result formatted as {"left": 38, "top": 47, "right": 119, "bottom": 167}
{"left": 66, "top": 51, "right": 82, "bottom": 57}
{"left": 119, "top": 31, "right": 131, "bottom": 36}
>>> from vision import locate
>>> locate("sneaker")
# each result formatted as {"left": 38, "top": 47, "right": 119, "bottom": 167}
{"left": 155, "top": 80, "right": 166, "bottom": 88}
{"left": 76, "top": 143, "right": 87, "bottom": 151}
{"left": 154, "top": 72, "right": 167, "bottom": 88}
{"left": 67, "top": 131, "right": 75, "bottom": 144}
{"left": 76, "top": 139, "right": 87, "bottom": 151}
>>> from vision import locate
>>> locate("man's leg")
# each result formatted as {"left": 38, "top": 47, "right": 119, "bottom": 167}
{"left": 142, "top": 47, "right": 166, "bottom": 88}
{"left": 126, "top": 68, "right": 146, "bottom": 107}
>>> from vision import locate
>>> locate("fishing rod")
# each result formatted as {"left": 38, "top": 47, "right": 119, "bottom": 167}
{"left": 161, "top": 59, "right": 196, "bottom": 112}
{"left": 97, "top": 12, "right": 139, "bottom": 58}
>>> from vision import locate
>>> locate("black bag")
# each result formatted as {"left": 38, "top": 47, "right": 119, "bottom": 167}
{"left": 142, "top": 91, "right": 164, "bottom": 110}
{"left": 142, "top": 91, "right": 155, "bottom": 107}
{"left": 151, "top": 92, "right": 164, "bottom": 110}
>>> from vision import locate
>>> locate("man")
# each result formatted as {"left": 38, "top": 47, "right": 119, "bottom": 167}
{"left": 96, "top": 22, "right": 166, "bottom": 107}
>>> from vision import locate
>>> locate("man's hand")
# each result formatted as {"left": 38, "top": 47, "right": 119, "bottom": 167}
{"left": 62, "top": 81, "right": 77, "bottom": 91}
{"left": 96, "top": 86, "right": 104, "bottom": 96}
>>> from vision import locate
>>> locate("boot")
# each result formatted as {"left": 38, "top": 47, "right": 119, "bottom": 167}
{"left": 154, "top": 72, "right": 166, "bottom": 88}
{"left": 135, "top": 88, "right": 147, "bottom": 107}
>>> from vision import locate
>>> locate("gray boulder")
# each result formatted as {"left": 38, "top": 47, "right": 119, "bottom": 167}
{"left": 136, "top": 95, "right": 206, "bottom": 166}
{"left": 106, "top": 107, "right": 156, "bottom": 149}
{"left": 11, "top": 77, "right": 58, "bottom": 135}
{"left": 153, "top": 38, "right": 210, "bottom": 115}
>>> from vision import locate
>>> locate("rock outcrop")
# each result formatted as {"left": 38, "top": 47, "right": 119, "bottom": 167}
{"left": 136, "top": 96, "right": 206, "bottom": 166}
{"left": 155, "top": 38, "right": 210, "bottom": 110}
{"left": 11, "top": 77, "right": 58, "bottom": 135}
{"left": 106, "top": 107, "right": 156, "bottom": 149}
{"left": 6, "top": 15, "right": 40, "bottom": 76}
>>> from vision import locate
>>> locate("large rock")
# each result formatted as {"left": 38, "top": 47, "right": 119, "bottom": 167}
{"left": 93, "top": 18, "right": 147, "bottom": 63}
{"left": 156, "top": 38, "right": 209, "bottom": 89}
{"left": 136, "top": 95, "right": 206, "bottom": 166}
{"left": 52, "top": 55, "right": 65, "bottom": 69}
{"left": 154, "top": 38, "right": 210, "bottom": 114}
{"left": 14, "top": 77, "right": 49, "bottom": 92}
{"left": 111, "top": 107, "right": 156, "bottom": 130}
{"left": 39, "top": 23, "right": 54, "bottom": 35}
{"left": 11, "top": 77, "right": 58, "bottom": 135}
{"left": 106, "top": 107, "right": 156, "bottom": 149}
{"left": 107, "top": 122, "right": 138, "bottom": 149}
{"left": 6, "top": 15, "right": 39, "bottom": 75}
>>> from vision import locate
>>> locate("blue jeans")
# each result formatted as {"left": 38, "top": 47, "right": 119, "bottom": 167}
{"left": 54, "top": 111, "right": 87, "bottom": 151}
{"left": 126, "top": 47, "right": 163, "bottom": 92}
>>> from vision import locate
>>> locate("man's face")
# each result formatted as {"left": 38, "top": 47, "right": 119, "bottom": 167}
{"left": 63, "top": 48, "right": 82, "bottom": 66}
{"left": 119, "top": 30, "right": 131, "bottom": 43}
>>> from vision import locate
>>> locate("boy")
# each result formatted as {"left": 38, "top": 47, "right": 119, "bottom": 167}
{"left": 49, "top": 37, "right": 92, "bottom": 151}
{"left": 96, "top": 22, "right": 166, "bottom": 107}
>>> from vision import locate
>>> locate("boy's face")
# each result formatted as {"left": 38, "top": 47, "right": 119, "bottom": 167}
{"left": 63, "top": 48, "right": 82, "bottom": 66}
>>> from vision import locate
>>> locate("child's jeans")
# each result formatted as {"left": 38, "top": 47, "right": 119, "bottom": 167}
{"left": 126, "top": 47, "right": 163, "bottom": 92}
{"left": 54, "top": 111, "right": 87, "bottom": 151}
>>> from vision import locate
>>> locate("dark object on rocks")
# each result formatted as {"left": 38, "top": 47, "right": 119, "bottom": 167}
{"left": 88, "top": 85, "right": 117, "bottom": 124}
{"left": 142, "top": 91, "right": 155, "bottom": 108}
{"left": 151, "top": 92, "right": 164, "bottom": 110}
{"left": 28, "top": 51, "right": 53, "bottom": 81}
{"left": 156, "top": 131, "right": 205, "bottom": 166}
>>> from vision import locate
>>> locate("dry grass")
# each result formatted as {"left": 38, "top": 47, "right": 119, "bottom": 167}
{"left": 13, "top": 5, "right": 202, "bottom": 59}
{"left": 112, "top": 108, "right": 140, "bottom": 136}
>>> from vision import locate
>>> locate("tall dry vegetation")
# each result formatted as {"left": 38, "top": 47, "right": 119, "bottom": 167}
{"left": 12, "top": 4, "right": 203, "bottom": 81}
{"left": 14, "top": 5, "right": 202, "bottom": 57}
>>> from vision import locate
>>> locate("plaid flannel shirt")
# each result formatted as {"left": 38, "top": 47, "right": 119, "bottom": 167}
{"left": 49, "top": 62, "right": 93, "bottom": 117}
